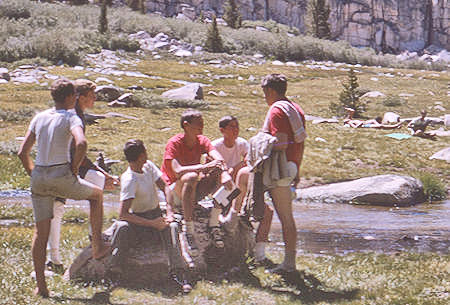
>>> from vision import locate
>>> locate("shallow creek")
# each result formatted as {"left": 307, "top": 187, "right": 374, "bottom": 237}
{"left": 1, "top": 191, "right": 449, "bottom": 255}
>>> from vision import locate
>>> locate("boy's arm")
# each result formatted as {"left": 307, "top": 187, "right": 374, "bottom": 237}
{"left": 17, "top": 130, "right": 36, "bottom": 176}
{"left": 70, "top": 126, "right": 87, "bottom": 176}
{"left": 156, "top": 177, "right": 174, "bottom": 221}
{"left": 119, "top": 198, "right": 168, "bottom": 231}
{"left": 170, "top": 158, "right": 220, "bottom": 178}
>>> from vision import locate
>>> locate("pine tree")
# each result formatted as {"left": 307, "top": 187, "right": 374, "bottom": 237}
{"left": 331, "top": 69, "right": 366, "bottom": 117}
{"left": 127, "top": 0, "right": 140, "bottom": 11}
{"left": 98, "top": 0, "right": 108, "bottom": 34}
{"left": 223, "top": 0, "right": 242, "bottom": 29}
{"left": 310, "top": 0, "right": 331, "bottom": 39}
{"left": 204, "top": 15, "right": 224, "bottom": 53}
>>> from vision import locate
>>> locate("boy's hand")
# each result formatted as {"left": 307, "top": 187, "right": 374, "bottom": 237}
{"left": 203, "top": 160, "right": 222, "bottom": 173}
{"left": 152, "top": 217, "right": 169, "bottom": 231}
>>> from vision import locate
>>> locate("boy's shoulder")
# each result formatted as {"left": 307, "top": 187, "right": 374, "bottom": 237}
{"left": 211, "top": 137, "right": 224, "bottom": 146}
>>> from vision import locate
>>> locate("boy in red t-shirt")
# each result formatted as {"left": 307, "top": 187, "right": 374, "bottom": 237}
{"left": 161, "top": 109, "right": 233, "bottom": 254}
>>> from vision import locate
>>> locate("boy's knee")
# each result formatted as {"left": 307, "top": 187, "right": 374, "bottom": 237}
{"left": 181, "top": 172, "right": 199, "bottom": 185}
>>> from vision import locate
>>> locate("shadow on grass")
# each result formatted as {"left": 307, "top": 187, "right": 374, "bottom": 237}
{"left": 223, "top": 264, "right": 359, "bottom": 304}
{"left": 51, "top": 291, "right": 126, "bottom": 305}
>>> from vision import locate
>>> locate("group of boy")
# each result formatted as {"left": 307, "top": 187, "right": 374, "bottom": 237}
{"left": 19, "top": 73, "right": 306, "bottom": 297}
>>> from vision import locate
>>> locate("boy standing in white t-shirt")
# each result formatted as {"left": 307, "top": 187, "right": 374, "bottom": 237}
{"left": 18, "top": 79, "right": 109, "bottom": 298}
{"left": 109, "top": 139, "right": 191, "bottom": 293}
{"left": 212, "top": 116, "right": 275, "bottom": 268}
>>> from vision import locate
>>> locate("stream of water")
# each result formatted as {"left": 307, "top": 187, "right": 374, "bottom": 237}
{"left": 1, "top": 190, "right": 449, "bottom": 255}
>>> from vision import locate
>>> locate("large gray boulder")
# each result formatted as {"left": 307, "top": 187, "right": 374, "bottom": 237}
{"left": 66, "top": 202, "right": 254, "bottom": 285}
{"left": 297, "top": 175, "right": 426, "bottom": 206}
{"left": 429, "top": 147, "right": 450, "bottom": 163}
{"left": 162, "top": 83, "right": 203, "bottom": 100}
{"left": 95, "top": 85, "right": 123, "bottom": 102}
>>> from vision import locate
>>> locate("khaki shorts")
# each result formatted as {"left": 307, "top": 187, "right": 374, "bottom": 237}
{"left": 31, "top": 163, "right": 96, "bottom": 222}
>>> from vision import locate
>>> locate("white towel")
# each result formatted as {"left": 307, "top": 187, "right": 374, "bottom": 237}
{"left": 262, "top": 100, "right": 307, "bottom": 143}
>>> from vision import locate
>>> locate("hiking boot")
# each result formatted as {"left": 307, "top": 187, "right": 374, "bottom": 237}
{"left": 170, "top": 273, "right": 192, "bottom": 294}
{"left": 210, "top": 226, "right": 224, "bottom": 248}
{"left": 185, "top": 232, "right": 199, "bottom": 256}
{"left": 46, "top": 261, "right": 65, "bottom": 275}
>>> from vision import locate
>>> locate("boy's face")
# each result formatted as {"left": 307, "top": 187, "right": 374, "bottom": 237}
{"left": 78, "top": 89, "right": 96, "bottom": 110}
{"left": 220, "top": 120, "right": 239, "bottom": 141}
{"left": 184, "top": 116, "right": 204, "bottom": 136}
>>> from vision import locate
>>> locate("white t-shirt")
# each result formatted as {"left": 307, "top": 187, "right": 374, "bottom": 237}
{"left": 120, "top": 160, "right": 163, "bottom": 213}
{"left": 29, "top": 108, "right": 83, "bottom": 166}
{"left": 211, "top": 137, "right": 249, "bottom": 168}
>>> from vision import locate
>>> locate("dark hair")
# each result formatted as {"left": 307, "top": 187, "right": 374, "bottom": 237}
{"left": 123, "top": 139, "right": 146, "bottom": 162}
{"left": 180, "top": 109, "right": 202, "bottom": 129}
{"left": 261, "top": 73, "right": 287, "bottom": 95}
{"left": 219, "top": 115, "right": 238, "bottom": 128}
{"left": 375, "top": 116, "right": 382, "bottom": 123}
{"left": 50, "top": 78, "right": 75, "bottom": 104}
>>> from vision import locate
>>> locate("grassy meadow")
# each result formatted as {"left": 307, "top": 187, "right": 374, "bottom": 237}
{"left": 0, "top": 1, "right": 449, "bottom": 304}
{"left": 0, "top": 55, "right": 448, "bottom": 190}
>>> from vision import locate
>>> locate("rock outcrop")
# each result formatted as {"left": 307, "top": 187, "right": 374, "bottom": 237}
{"left": 297, "top": 175, "right": 426, "bottom": 206}
{"left": 66, "top": 202, "right": 254, "bottom": 285}
{"left": 133, "top": 0, "right": 449, "bottom": 52}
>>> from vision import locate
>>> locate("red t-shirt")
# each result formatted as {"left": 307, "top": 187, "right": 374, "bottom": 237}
{"left": 161, "top": 133, "right": 215, "bottom": 184}
{"left": 267, "top": 101, "right": 306, "bottom": 167}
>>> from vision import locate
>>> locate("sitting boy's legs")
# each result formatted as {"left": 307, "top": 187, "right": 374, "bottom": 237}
{"left": 233, "top": 166, "right": 273, "bottom": 264}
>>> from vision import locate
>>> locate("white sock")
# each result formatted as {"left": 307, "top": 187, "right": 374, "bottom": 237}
{"left": 208, "top": 207, "right": 221, "bottom": 228}
{"left": 254, "top": 242, "right": 266, "bottom": 262}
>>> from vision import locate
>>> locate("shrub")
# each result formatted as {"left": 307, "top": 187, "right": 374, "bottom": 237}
{"left": 382, "top": 96, "right": 403, "bottom": 107}
{"left": 223, "top": 0, "right": 242, "bottom": 29}
{"left": 309, "top": 0, "right": 331, "bottom": 39}
{"left": 204, "top": 15, "right": 223, "bottom": 53}
{"left": 330, "top": 69, "right": 366, "bottom": 117}
{"left": 109, "top": 35, "right": 140, "bottom": 51}
{"left": 418, "top": 173, "right": 447, "bottom": 202}
{"left": 133, "top": 92, "right": 209, "bottom": 109}
{"left": 0, "top": 108, "right": 38, "bottom": 122}
{"left": 98, "top": 0, "right": 108, "bottom": 34}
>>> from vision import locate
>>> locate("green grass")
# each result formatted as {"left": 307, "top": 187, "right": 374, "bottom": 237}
{"left": 0, "top": 218, "right": 449, "bottom": 304}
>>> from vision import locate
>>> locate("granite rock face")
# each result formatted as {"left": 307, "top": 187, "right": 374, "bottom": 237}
{"left": 133, "top": 0, "right": 449, "bottom": 52}
{"left": 297, "top": 175, "right": 426, "bottom": 206}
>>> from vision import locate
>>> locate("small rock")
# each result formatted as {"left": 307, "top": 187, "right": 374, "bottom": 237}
{"left": 174, "top": 49, "right": 192, "bottom": 57}
{"left": 107, "top": 100, "right": 128, "bottom": 107}
{"left": 218, "top": 90, "right": 227, "bottom": 97}
{"left": 399, "top": 93, "right": 414, "bottom": 97}
{"left": 127, "top": 85, "right": 143, "bottom": 90}
{"left": 361, "top": 91, "right": 385, "bottom": 98}
{"left": 95, "top": 77, "right": 114, "bottom": 84}
{"left": 272, "top": 60, "right": 284, "bottom": 66}
{"left": 162, "top": 83, "right": 203, "bottom": 100}
{"left": 315, "top": 137, "right": 327, "bottom": 142}
{"left": 95, "top": 85, "right": 122, "bottom": 102}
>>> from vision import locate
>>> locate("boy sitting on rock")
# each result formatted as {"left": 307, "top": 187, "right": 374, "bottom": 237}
{"left": 109, "top": 139, "right": 191, "bottom": 293}
{"left": 212, "top": 116, "right": 275, "bottom": 268}
{"left": 161, "top": 109, "right": 234, "bottom": 254}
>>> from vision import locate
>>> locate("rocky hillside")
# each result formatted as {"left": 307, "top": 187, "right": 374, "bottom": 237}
{"left": 134, "top": 0, "right": 448, "bottom": 53}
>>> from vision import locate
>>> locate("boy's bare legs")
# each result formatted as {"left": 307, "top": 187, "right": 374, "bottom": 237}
{"left": 32, "top": 219, "right": 51, "bottom": 297}
{"left": 174, "top": 172, "right": 199, "bottom": 222}
{"left": 87, "top": 187, "right": 109, "bottom": 259}
{"left": 233, "top": 167, "right": 273, "bottom": 262}
{"left": 269, "top": 186, "right": 297, "bottom": 271}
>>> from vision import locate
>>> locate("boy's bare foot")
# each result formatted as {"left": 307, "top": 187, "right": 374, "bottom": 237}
{"left": 92, "top": 242, "right": 111, "bottom": 260}
{"left": 34, "top": 287, "right": 49, "bottom": 298}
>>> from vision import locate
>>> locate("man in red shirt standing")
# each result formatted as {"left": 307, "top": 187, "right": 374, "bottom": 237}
{"left": 261, "top": 73, "right": 306, "bottom": 273}
{"left": 161, "top": 109, "right": 233, "bottom": 254}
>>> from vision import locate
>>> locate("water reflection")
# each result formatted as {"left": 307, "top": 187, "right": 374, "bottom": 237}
{"left": 1, "top": 191, "right": 449, "bottom": 255}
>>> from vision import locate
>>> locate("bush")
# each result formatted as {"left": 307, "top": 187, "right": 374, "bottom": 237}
{"left": 133, "top": 92, "right": 209, "bottom": 109}
{"left": 382, "top": 96, "right": 403, "bottom": 107}
{"left": 0, "top": 108, "right": 38, "bottom": 122}
{"left": 330, "top": 69, "right": 366, "bottom": 117}
{"left": 109, "top": 35, "right": 140, "bottom": 51}
{"left": 418, "top": 173, "right": 447, "bottom": 202}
